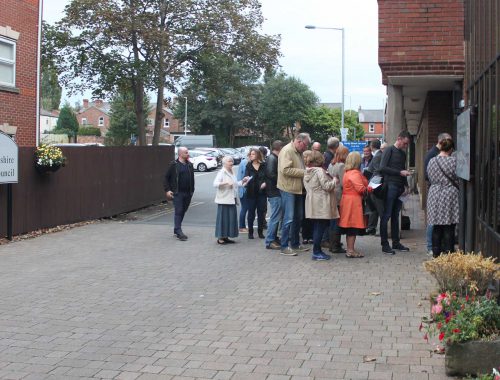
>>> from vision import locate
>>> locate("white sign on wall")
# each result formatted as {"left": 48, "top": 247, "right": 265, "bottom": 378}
{"left": 456, "top": 109, "right": 471, "bottom": 181}
{"left": 0, "top": 132, "right": 18, "bottom": 184}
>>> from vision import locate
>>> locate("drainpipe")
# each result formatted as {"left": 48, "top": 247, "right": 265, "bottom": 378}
{"left": 36, "top": 0, "right": 43, "bottom": 146}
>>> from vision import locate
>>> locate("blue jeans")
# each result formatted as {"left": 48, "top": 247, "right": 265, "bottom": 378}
{"left": 280, "top": 190, "right": 304, "bottom": 249}
{"left": 173, "top": 192, "right": 193, "bottom": 234}
{"left": 265, "top": 196, "right": 282, "bottom": 246}
{"left": 426, "top": 224, "right": 433, "bottom": 251}
{"left": 239, "top": 194, "right": 248, "bottom": 229}
{"left": 246, "top": 194, "right": 267, "bottom": 231}
{"left": 380, "top": 183, "right": 404, "bottom": 247}
{"left": 313, "top": 219, "right": 330, "bottom": 254}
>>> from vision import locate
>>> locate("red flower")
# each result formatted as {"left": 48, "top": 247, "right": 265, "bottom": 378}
{"left": 439, "top": 332, "right": 445, "bottom": 341}
{"left": 465, "top": 295, "right": 469, "bottom": 302}
{"left": 423, "top": 333, "right": 428, "bottom": 341}
{"left": 437, "top": 322, "right": 442, "bottom": 329}
{"left": 445, "top": 316, "right": 451, "bottom": 323}
{"left": 419, "top": 323, "right": 423, "bottom": 332}
{"left": 453, "top": 329, "right": 460, "bottom": 333}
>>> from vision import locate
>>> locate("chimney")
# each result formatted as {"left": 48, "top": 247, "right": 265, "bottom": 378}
{"left": 83, "top": 99, "right": 89, "bottom": 108}
{"left": 95, "top": 99, "right": 103, "bottom": 107}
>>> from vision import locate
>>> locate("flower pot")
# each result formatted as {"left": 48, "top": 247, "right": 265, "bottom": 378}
{"left": 445, "top": 338, "right": 500, "bottom": 377}
{"left": 35, "top": 164, "right": 61, "bottom": 175}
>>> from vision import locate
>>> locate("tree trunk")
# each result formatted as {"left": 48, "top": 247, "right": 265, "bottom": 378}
{"left": 152, "top": 6, "right": 167, "bottom": 146}
{"left": 131, "top": 31, "right": 146, "bottom": 146}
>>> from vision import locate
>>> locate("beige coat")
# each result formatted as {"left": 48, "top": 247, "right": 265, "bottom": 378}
{"left": 277, "top": 141, "right": 305, "bottom": 194}
{"left": 303, "top": 167, "right": 339, "bottom": 220}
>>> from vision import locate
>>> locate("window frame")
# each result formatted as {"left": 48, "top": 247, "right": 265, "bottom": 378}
{"left": 369, "top": 123, "right": 375, "bottom": 133}
{"left": 0, "top": 36, "right": 16, "bottom": 87}
{"left": 98, "top": 116, "right": 104, "bottom": 126}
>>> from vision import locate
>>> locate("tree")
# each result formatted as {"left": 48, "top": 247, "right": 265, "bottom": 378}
{"left": 259, "top": 73, "right": 319, "bottom": 140}
{"left": 106, "top": 89, "right": 150, "bottom": 146}
{"left": 48, "top": 0, "right": 280, "bottom": 145}
{"left": 174, "top": 53, "right": 263, "bottom": 146}
{"left": 302, "top": 107, "right": 364, "bottom": 144}
{"left": 40, "top": 22, "right": 62, "bottom": 110}
{"left": 53, "top": 103, "right": 79, "bottom": 140}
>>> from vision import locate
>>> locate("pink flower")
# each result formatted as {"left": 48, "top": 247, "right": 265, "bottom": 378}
{"left": 431, "top": 303, "right": 443, "bottom": 315}
{"left": 436, "top": 293, "right": 446, "bottom": 303}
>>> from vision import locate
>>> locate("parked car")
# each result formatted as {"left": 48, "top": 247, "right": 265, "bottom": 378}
{"left": 237, "top": 145, "right": 271, "bottom": 159}
{"left": 194, "top": 147, "right": 224, "bottom": 167}
{"left": 188, "top": 149, "right": 218, "bottom": 172}
{"left": 219, "top": 148, "right": 242, "bottom": 165}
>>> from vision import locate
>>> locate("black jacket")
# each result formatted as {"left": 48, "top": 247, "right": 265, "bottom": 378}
{"left": 245, "top": 161, "right": 267, "bottom": 198}
{"left": 379, "top": 145, "right": 408, "bottom": 187}
{"left": 163, "top": 159, "right": 195, "bottom": 194}
{"left": 265, "top": 153, "right": 280, "bottom": 198}
{"left": 364, "top": 149, "right": 382, "bottom": 180}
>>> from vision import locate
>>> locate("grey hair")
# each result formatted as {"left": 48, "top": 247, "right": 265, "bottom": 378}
{"left": 327, "top": 137, "right": 340, "bottom": 149}
{"left": 222, "top": 155, "right": 234, "bottom": 165}
{"left": 438, "top": 133, "right": 452, "bottom": 142}
{"left": 296, "top": 133, "right": 311, "bottom": 143}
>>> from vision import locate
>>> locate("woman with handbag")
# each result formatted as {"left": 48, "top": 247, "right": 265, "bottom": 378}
{"left": 338, "top": 151, "right": 370, "bottom": 258}
{"left": 214, "top": 156, "right": 250, "bottom": 245}
{"left": 426, "top": 138, "right": 459, "bottom": 257}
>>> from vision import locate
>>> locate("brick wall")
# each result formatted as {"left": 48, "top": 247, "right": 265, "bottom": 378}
{"left": 0, "top": 0, "right": 39, "bottom": 147}
{"left": 379, "top": 0, "right": 465, "bottom": 84}
{"left": 77, "top": 107, "right": 110, "bottom": 135}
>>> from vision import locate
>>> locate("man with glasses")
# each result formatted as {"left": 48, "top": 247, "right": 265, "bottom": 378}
{"left": 277, "top": 133, "right": 311, "bottom": 256}
{"left": 378, "top": 130, "right": 412, "bottom": 255}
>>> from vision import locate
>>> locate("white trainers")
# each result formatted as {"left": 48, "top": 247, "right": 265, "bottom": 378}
{"left": 280, "top": 247, "right": 298, "bottom": 256}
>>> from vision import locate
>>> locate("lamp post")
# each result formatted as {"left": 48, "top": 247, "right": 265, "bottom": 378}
{"left": 305, "top": 25, "right": 345, "bottom": 137}
{"left": 183, "top": 96, "right": 188, "bottom": 135}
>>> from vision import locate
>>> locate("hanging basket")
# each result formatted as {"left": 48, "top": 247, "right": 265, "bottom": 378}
{"left": 35, "top": 163, "right": 61, "bottom": 175}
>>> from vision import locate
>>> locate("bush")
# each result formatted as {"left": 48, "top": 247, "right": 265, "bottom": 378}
{"left": 78, "top": 126, "right": 102, "bottom": 136}
{"left": 423, "top": 251, "right": 500, "bottom": 296}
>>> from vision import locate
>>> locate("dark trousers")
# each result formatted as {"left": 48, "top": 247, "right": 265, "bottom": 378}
{"left": 367, "top": 193, "right": 384, "bottom": 230}
{"left": 173, "top": 191, "right": 193, "bottom": 234}
{"left": 247, "top": 194, "right": 267, "bottom": 231}
{"left": 313, "top": 219, "right": 330, "bottom": 254}
{"left": 432, "top": 224, "right": 456, "bottom": 257}
{"left": 239, "top": 194, "right": 248, "bottom": 228}
{"left": 380, "top": 184, "right": 404, "bottom": 247}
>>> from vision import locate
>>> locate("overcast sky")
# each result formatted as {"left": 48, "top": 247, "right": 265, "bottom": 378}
{"left": 43, "top": 0, "right": 386, "bottom": 110}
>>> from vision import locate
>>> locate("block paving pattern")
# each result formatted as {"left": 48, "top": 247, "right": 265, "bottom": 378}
{"left": 0, "top": 197, "right": 448, "bottom": 379}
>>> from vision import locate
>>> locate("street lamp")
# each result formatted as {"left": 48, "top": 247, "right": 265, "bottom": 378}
{"left": 183, "top": 96, "right": 188, "bottom": 135}
{"left": 305, "top": 25, "right": 345, "bottom": 138}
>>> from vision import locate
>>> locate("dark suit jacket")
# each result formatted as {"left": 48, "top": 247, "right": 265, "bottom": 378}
{"left": 364, "top": 150, "right": 382, "bottom": 180}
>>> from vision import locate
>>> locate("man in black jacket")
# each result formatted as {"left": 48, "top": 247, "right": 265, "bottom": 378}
{"left": 364, "top": 139, "right": 383, "bottom": 235}
{"left": 163, "top": 147, "right": 195, "bottom": 241}
{"left": 379, "top": 130, "right": 412, "bottom": 254}
{"left": 264, "top": 140, "right": 283, "bottom": 249}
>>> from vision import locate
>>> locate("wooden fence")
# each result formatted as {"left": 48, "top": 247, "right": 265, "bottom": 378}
{"left": 0, "top": 146, "right": 174, "bottom": 237}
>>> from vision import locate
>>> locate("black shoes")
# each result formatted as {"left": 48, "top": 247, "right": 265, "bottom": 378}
{"left": 366, "top": 228, "right": 376, "bottom": 235}
{"left": 382, "top": 245, "right": 395, "bottom": 255}
{"left": 393, "top": 243, "right": 410, "bottom": 252}
{"left": 175, "top": 232, "right": 188, "bottom": 241}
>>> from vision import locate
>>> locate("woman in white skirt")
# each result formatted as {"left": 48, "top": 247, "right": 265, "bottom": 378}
{"left": 214, "top": 156, "right": 250, "bottom": 245}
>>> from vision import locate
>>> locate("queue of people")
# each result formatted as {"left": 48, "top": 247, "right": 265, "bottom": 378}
{"left": 165, "top": 128, "right": 458, "bottom": 260}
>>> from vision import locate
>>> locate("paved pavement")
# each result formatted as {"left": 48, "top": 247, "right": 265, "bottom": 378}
{"left": 0, "top": 195, "right": 450, "bottom": 380}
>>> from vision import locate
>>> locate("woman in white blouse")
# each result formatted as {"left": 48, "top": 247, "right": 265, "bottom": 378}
{"left": 213, "top": 156, "right": 250, "bottom": 244}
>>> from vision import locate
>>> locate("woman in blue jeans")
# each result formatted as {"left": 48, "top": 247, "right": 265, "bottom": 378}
{"left": 245, "top": 148, "right": 267, "bottom": 239}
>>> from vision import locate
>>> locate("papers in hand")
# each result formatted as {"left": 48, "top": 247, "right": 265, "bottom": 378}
{"left": 368, "top": 181, "right": 382, "bottom": 189}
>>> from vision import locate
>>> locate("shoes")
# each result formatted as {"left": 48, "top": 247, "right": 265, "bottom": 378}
{"left": 223, "top": 238, "right": 235, "bottom": 244}
{"left": 291, "top": 245, "right": 310, "bottom": 252}
{"left": 258, "top": 230, "right": 265, "bottom": 239}
{"left": 312, "top": 252, "right": 331, "bottom": 261}
{"left": 382, "top": 245, "right": 395, "bottom": 255}
{"left": 330, "top": 246, "right": 346, "bottom": 254}
{"left": 393, "top": 243, "right": 410, "bottom": 252}
{"left": 345, "top": 251, "right": 363, "bottom": 258}
{"left": 239, "top": 227, "right": 248, "bottom": 233}
{"left": 175, "top": 232, "right": 188, "bottom": 241}
{"left": 427, "top": 250, "right": 434, "bottom": 257}
{"left": 266, "top": 241, "right": 281, "bottom": 250}
{"left": 248, "top": 229, "right": 254, "bottom": 239}
{"left": 280, "top": 247, "right": 298, "bottom": 256}
{"left": 217, "top": 239, "right": 227, "bottom": 245}
{"left": 366, "top": 228, "right": 376, "bottom": 235}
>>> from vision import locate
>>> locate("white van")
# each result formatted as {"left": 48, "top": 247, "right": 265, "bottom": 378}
{"left": 174, "top": 135, "right": 215, "bottom": 149}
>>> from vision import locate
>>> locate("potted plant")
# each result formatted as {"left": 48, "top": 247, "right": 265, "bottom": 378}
{"left": 34, "top": 144, "right": 66, "bottom": 174}
{"left": 421, "top": 251, "right": 500, "bottom": 377}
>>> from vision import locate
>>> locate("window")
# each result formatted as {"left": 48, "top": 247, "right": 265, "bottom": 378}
{"left": 164, "top": 119, "right": 170, "bottom": 128}
{"left": 147, "top": 118, "right": 153, "bottom": 126}
{"left": 369, "top": 123, "right": 375, "bottom": 133}
{"left": 0, "top": 37, "right": 16, "bottom": 87}
{"left": 82, "top": 118, "right": 88, "bottom": 125}
{"left": 98, "top": 116, "right": 104, "bottom": 126}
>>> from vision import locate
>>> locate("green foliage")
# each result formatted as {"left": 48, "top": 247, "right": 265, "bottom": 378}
{"left": 54, "top": 103, "right": 79, "bottom": 136}
{"left": 41, "top": 22, "right": 62, "bottom": 111}
{"left": 259, "top": 73, "right": 319, "bottom": 140}
{"left": 421, "top": 292, "right": 500, "bottom": 345}
{"left": 106, "top": 90, "right": 149, "bottom": 146}
{"left": 78, "top": 126, "right": 101, "bottom": 136}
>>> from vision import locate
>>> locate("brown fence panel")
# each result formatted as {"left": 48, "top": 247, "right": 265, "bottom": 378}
{"left": 0, "top": 146, "right": 174, "bottom": 237}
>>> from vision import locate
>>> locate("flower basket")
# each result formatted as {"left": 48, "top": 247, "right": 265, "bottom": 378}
{"left": 34, "top": 145, "right": 66, "bottom": 175}
{"left": 445, "top": 338, "right": 500, "bottom": 377}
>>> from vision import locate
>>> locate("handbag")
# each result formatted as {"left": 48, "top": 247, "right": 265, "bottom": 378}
{"left": 435, "top": 158, "right": 459, "bottom": 189}
{"left": 362, "top": 191, "right": 371, "bottom": 215}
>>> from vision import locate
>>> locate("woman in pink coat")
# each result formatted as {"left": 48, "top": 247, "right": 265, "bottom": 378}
{"left": 338, "top": 152, "right": 370, "bottom": 258}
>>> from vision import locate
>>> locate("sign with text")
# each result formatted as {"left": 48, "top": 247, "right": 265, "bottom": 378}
{"left": 0, "top": 132, "right": 18, "bottom": 183}
{"left": 456, "top": 109, "right": 471, "bottom": 181}
{"left": 342, "top": 141, "right": 367, "bottom": 154}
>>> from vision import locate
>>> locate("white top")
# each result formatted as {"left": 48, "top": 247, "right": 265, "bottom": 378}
{"left": 213, "top": 168, "right": 244, "bottom": 204}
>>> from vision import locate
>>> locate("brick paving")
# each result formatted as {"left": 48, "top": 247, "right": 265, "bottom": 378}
{"left": 0, "top": 195, "right": 451, "bottom": 379}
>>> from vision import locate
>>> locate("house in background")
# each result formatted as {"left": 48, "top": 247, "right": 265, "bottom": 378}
{"left": 0, "top": 0, "right": 41, "bottom": 146}
{"left": 358, "top": 108, "right": 384, "bottom": 142}
{"left": 77, "top": 99, "right": 111, "bottom": 135}
{"left": 39, "top": 109, "right": 59, "bottom": 134}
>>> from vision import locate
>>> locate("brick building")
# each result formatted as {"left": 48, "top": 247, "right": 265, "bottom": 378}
{"left": 358, "top": 108, "right": 384, "bottom": 141}
{"left": 0, "top": 0, "right": 41, "bottom": 146}
{"left": 77, "top": 99, "right": 111, "bottom": 135}
{"left": 378, "top": 0, "right": 465, "bottom": 206}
